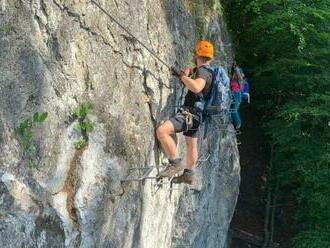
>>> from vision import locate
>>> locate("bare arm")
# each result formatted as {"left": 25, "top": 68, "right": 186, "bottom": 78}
{"left": 181, "top": 76, "right": 206, "bottom": 94}
{"left": 181, "top": 74, "right": 206, "bottom": 94}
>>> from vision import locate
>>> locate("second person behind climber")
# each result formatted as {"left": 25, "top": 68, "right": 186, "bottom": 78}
{"left": 156, "top": 40, "right": 214, "bottom": 184}
{"left": 230, "top": 71, "right": 243, "bottom": 130}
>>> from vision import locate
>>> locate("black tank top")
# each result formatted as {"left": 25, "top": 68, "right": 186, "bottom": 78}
{"left": 183, "top": 66, "right": 213, "bottom": 108}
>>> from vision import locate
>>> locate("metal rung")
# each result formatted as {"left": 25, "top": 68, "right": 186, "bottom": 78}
{"left": 129, "top": 165, "right": 165, "bottom": 171}
{"left": 122, "top": 176, "right": 159, "bottom": 182}
{"left": 128, "top": 154, "right": 210, "bottom": 172}
{"left": 153, "top": 175, "right": 175, "bottom": 185}
{"left": 153, "top": 181, "right": 169, "bottom": 186}
{"left": 122, "top": 154, "right": 211, "bottom": 182}
{"left": 122, "top": 167, "right": 155, "bottom": 182}
{"left": 153, "top": 176, "right": 177, "bottom": 187}
{"left": 142, "top": 167, "right": 154, "bottom": 178}
{"left": 198, "top": 154, "right": 210, "bottom": 163}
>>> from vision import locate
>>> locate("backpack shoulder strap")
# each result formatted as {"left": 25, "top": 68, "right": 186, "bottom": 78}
{"left": 200, "top": 65, "right": 214, "bottom": 75}
{"left": 197, "top": 65, "right": 214, "bottom": 100}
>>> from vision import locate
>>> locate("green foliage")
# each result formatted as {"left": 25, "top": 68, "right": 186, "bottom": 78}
{"left": 0, "top": 25, "right": 15, "bottom": 35}
{"left": 33, "top": 112, "right": 48, "bottom": 123}
{"left": 207, "top": 0, "right": 222, "bottom": 13}
{"left": 30, "top": 160, "right": 38, "bottom": 171}
{"left": 73, "top": 103, "right": 95, "bottom": 150}
{"left": 75, "top": 121, "right": 95, "bottom": 133}
{"left": 293, "top": 230, "right": 330, "bottom": 248}
{"left": 191, "top": 0, "right": 223, "bottom": 38}
{"left": 16, "top": 112, "right": 48, "bottom": 151}
{"left": 224, "top": 0, "right": 330, "bottom": 246}
{"left": 16, "top": 112, "right": 48, "bottom": 170}
{"left": 74, "top": 139, "right": 88, "bottom": 150}
{"left": 73, "top": 102, "right": 93, "bottom": 118}
{"left": 192, "top": 0, "right": 207, "bottom": 37}
{"left": 196, "top": 15, "right": 207, "bottom": 37}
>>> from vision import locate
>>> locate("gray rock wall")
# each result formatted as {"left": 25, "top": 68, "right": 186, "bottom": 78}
{"left": 0, "top": 0, "right": 239, "bottom": 247}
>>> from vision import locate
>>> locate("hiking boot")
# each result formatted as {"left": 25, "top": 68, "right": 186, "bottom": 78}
{"left": 157, "top": 158, "right": 183, "bottom": 178}
{"left": 172, "top": 169, "right": 195, "bottom": 184}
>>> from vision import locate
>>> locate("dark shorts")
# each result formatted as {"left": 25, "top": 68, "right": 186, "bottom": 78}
{"left": 169, "top": 112, "right": 201, "bottom": 138}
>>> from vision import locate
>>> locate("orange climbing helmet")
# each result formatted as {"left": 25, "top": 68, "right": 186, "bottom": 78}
{"left": 195, "top": 40, "right": 214, "bottom": 60}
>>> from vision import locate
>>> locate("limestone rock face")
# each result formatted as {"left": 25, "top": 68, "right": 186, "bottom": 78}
{"left": 0, "top": 0, "right": 239, "bottom": 247}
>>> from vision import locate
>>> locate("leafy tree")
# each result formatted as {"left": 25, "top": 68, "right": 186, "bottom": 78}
{"left": 224, "top": 0, "right": 330, "bottom": 246}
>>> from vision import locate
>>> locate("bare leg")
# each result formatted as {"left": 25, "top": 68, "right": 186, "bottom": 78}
{"left": 156, "top": 120, "right": 178, "bottom": 160}
{"left": 185, "top": 136, "right": 198, "bottom": 170}
{"left": 171, "top": 136, "right": 198, "bottom": 183}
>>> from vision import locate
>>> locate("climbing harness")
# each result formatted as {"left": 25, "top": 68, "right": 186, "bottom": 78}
{"left": 183, "top": 110, "right": 193, "bottom": 131}
{"left": 91, "top": 0, "right": 172, "bottom": 70}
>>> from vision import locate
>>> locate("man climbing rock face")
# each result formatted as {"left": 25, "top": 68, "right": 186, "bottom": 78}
{"left": 156, "top": 40, "right": 214, "bottom": 184}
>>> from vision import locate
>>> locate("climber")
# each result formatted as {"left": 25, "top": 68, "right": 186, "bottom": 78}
{"left": 230, "top": 70, "right": 243, "bottom": 130}
{"left": 230, "top": 64, "right": 251, "bottom": 130}
{"left": 156, "top": 40, "right": 214, "bottom": 184}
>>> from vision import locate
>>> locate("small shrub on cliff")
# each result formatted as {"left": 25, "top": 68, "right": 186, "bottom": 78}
{"left": 75, "top": 120, "right": 95, "bottom": 133}
{"left": 73, "top": 102, "right": 93, "bottom": 118}
{"left": 16, "top": 112, "right": 48, "bottom": 170}
{"left": 16, "top": 112, "right": 48, "bottom": 151}
{"left": 73, "top": 103, "right": 95, "bottom": 150}
{"left": 73, "top": 102, "right": 95, "bottom": 133}
{"left": 74, "top": 139, "right": 88, "bottom": 150}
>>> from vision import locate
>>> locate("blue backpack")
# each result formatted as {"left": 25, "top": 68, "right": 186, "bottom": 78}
{"left": 201, "top": 66, "right": 231, "bottom": 112}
